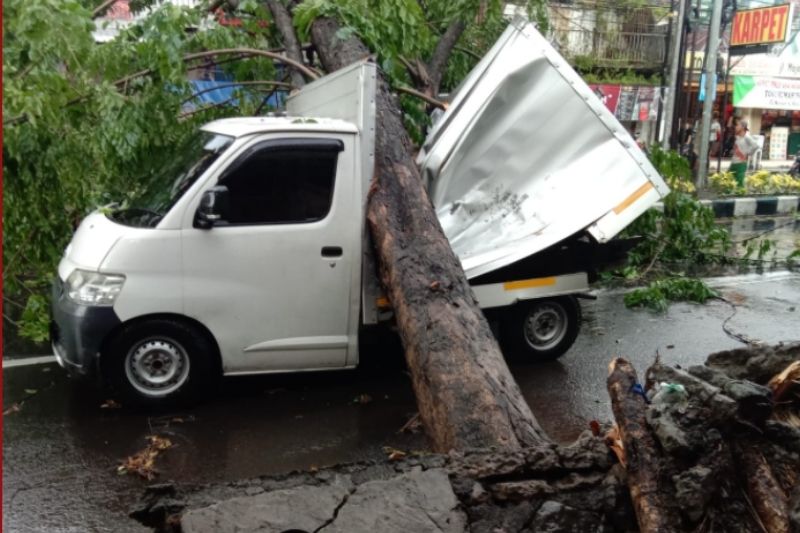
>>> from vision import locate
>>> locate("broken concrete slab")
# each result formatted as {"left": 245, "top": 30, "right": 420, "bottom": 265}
{"left": 180, "top": 468, "right": 465, "bottom": 533}
{"left": 325, "top": 468, "right": 466, "bottom": 533}
{"left": 181, "top": 476, "right": 353, "bottom": 533}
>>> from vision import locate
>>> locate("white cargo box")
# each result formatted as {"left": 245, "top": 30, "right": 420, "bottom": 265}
{"left": 418, "top": 18, "right": 669, "bottom": 279}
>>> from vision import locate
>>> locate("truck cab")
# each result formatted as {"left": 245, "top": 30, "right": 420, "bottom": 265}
{"left": 52, "top": 117, "right": 367, "bottom": 403}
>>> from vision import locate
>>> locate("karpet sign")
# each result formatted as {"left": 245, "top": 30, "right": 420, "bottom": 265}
{"left": 730, "top": 4, "right": 793, "bottom": 55}
{"left": 734, "top": 75, "right": 800, "bottom": 110}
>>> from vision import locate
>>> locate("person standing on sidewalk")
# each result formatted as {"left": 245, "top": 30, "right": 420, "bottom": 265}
{"left": 710, "top": 112, "right": 722, "bottom": 157}
{"left": 731, "top": 118, "right": 758, "bottom": 187}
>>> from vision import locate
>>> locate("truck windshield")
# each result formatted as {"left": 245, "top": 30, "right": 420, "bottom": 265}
{"left": 108, "top": 132, "right": 234, "bottom": 227}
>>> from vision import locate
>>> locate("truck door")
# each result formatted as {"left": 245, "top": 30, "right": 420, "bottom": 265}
{"left": 181, "top": 135, "right": 360, "bottom": 373}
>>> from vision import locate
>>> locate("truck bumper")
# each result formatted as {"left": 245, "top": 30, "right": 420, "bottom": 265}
{"left": 50, "top": 279, "right": 121, "bottom": 378}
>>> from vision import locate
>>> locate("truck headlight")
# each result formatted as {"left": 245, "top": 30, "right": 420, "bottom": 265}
{"left": 65, "top": 269, "right": 126, "bottom": 306}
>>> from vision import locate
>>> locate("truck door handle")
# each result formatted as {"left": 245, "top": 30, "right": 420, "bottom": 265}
{"left": 321, "top": 246, "right": 343, "bottom": 258}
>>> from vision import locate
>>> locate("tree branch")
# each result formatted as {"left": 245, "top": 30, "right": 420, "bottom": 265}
{"left": 180, "top": 80, "right": 294, "bottom": 105}
{"left": 425, "top": 18, "right": 466, "bottom": 96}
{"left": 178, "top": 97, "right": 236, "bottom": 120}
{"left": 4, "top": 48, "right": 321, "bottom": 127}
{"left": 395, "top": 85, "right": 446, "bottom": 110}
{"left": 92, "top": 0, "right": 118, "bottom": 19}
{"left": 454, "top": 45, "right": 481, "bottom": 61}
{"left": 266, "top": 0, "right": 308, "bottom": 88}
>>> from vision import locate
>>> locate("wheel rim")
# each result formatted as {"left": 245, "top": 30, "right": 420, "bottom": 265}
{"left": 523, "top": 302, "right": 568, "bottom": 351}
{"left": 125, "top": 337, "right": 190, "bottom": 398}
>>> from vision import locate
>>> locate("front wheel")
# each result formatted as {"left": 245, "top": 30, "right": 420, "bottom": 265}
{"left": 103, "top": 318, "right": 217, "bottom": 407}
{"left": 501, "top": 297, "right": 581, "bottom": 362}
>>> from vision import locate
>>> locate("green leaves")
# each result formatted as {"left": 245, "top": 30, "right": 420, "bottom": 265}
{"left": 624, "top": 278, "right": 719, "bottom": 313}
{"left": 3, "top": 0, "right": 284, "bottom": 341}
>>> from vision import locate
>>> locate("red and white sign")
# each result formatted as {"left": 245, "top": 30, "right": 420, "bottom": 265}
{"left": 589, "top": 85, "right": 621, "bottom": 114}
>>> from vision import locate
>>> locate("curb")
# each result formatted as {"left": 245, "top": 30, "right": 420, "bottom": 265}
{"left": 653, "top": 195, "right": 800, "bottom": 218}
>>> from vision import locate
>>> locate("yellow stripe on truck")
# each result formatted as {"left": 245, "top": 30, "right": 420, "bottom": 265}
{"left": 503, "top": 277, "right": 557, "bottom": 291}
{"left": 613, "top": 182, "right": 654, "bottom": 215}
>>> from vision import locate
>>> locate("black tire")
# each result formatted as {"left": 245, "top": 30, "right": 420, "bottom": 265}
{"left": 500, "top": 296, "right": 581, "bottom": 362}
{"left": 103, "top": 318, "right": 218, "bottom": 407}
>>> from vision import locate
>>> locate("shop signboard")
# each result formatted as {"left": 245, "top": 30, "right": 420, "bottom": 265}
{"left": 589, "top": 84, "right": 621, "bottom": 114}
{"left": 730, "top": 4, "right": 793, "bottom": 55}
{"left": 733, "top": 75, "right": 800, "bottom": 110}
{"left": 616, "top": 86, "right": 638, "bottom": 121}
{"left": 588, "top": 85, "right": 662, "bottom": 121}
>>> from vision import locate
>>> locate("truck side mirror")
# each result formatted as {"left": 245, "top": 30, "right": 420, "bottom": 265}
{"left": 195, "top": 185, "right": 230, "bottom": 229}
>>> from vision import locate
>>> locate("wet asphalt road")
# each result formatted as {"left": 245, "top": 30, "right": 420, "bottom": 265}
{"left": 3, "top": 225, "right": 800, "bottom": 532}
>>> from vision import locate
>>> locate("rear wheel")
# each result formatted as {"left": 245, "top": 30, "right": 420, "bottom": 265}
{"left": 501, "top": 297, "right": 581, "bottom": 362}
{"left": 104, "top": 318, "right": 217, "bottom": 407}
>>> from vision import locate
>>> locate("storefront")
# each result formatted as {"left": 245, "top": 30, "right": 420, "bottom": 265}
{"left": 589, "top": 84, "right": 664, "bottom": 145}
{"left": 732, "top": 74, "right": 800, "bottom": 160}
{"left": 727, "top": 3, "right": 800, "bottom": 160}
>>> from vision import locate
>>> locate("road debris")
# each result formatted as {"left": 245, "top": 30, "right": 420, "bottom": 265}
{"left": 133, "top": 343, "right": 800, "bottom": 533}
{"left": 383, "top": 446, "right": 407, "bottom": 461}
{"left": 3, "top": 403, "right": 22, "bottom": 416}
{"left": 118, "top": 435, "right": 173, "bottom": 481}
{"left": 101, "top": 399, "right": 122, "bottom": 409}
{"left": 354, "top": 394, "right": 372, "bottom": 405}
{"left": 398, "top": 413, "right": 422, "bottom": 434}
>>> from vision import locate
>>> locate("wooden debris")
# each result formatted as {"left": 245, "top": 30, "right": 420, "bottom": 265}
{"left": 607, "top": 358, "right": 674, "bottom": 533}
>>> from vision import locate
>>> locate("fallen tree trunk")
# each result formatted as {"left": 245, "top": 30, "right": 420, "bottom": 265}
{"left": 308, "top": 16, "right": 549, "bottom": 452}
{"left": 607, "top": 358, "right": 675, "bottom": 533}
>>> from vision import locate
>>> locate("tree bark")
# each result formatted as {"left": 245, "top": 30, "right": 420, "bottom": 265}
{"left": 607, "top": 358, "right": 674, "bottom": 533}
{"left": 425, "top": 19, "right": 467, "bottom": 96}
{"left": 308, "top": 15, "right": 549, "bottom": 453}
{"left": 734, "top": 440, "right": 791, "bottom": 533}
{"left": 265, "top": 0, "right": 307, "bottom": 89}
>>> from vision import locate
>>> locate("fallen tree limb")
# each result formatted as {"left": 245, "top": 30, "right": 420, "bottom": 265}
{"left": 734, "top": 439, "right": 791, "bottom": 533}
{"left": 607, "top": 358, "right": 675, "bottom": 533}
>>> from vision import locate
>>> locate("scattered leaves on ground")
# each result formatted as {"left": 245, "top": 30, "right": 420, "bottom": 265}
{"left": 383, "top": 446, "right": 407, "bottom": 461}
{"left": 101, "top": 399, "right": 122, "bottom": 409}
{"left": 4, "top": 403, "right": 22, "bottom": 416}
{"left": 117, "top": 435, "right": 173, "bottom": 480}
{"left": 24, "top": 389, "right": 38, "bottom": 395}
{"left": 624, "top": 278, "right": 719, "bottom": 312}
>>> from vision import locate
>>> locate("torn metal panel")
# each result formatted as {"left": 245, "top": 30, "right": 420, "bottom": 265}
{"left": 418, "top": 18, "right": 669, "bottom": 279}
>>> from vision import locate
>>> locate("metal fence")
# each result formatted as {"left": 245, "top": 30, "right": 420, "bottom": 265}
{"left": 553, "top": 28, "right": 668, "bottom": 68}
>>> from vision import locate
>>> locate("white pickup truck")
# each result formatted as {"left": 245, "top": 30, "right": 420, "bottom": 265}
{"left": 51, "top": 19, "right": 669, "bottom": 405}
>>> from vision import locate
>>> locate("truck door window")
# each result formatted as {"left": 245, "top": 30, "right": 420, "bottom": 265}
{"left": 219, "top": 138, "right": 343, "bottom": 225}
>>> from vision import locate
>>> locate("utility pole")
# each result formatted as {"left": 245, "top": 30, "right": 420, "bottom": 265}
{"left": 662, "top": 0, "right": 688, "bottom": 150}
{"left": 697, "top": 0, "right": 723, "bottom": 187}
